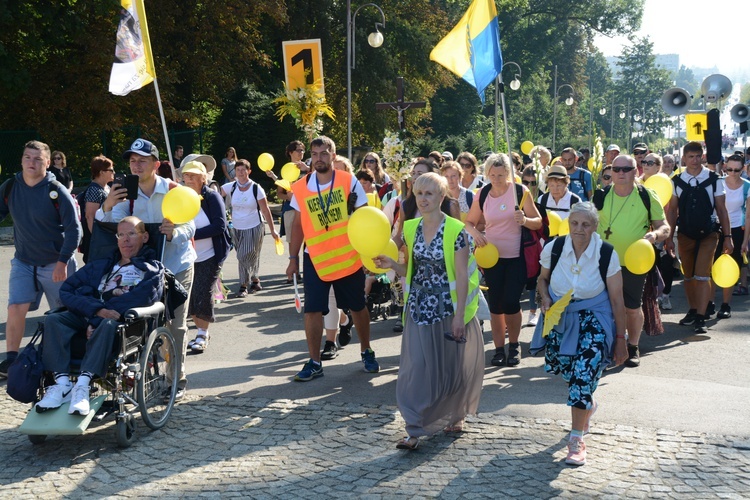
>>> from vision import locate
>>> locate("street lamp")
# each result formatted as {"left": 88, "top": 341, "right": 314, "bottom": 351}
{"left": 611, "top": 103, "right": 626, "bottom": 141}
{"left": 495, "top": 61, "right": 522, "bottom": 153}
{"left": 347, "top": 1, "right": 386, "bottom": 159}
{"left": 589, "top": 95, "right": 607, "bottom": 149}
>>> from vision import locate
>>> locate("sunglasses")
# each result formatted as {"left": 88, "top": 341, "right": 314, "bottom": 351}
{"left": 522, "top": 180, "right": 537, "bottom": 186}
{"left": 295, "top": 149, "right": 305, "bottom": 153}
{"left": 602, "top": 174, "right": 612, "bottom": 180}
{"left": 725, "top": 168, "right": 743, "bottom": 173}
{"left": 642, "top": 160, "right": 659, "bottom": 166}
{"left": 53, "top": 157, "right": 62, "bottom": 160}
{"left": 612, "top": 166, "right": 635, "bottom": 173}
{"left": 633, "top": 151, "right": 646, "bottom": 155}
{"left": 364, "top": 159, "right": 377, "bottom": 164}
{"left": 459, "top": 162, "right": 473, "bottom": 169}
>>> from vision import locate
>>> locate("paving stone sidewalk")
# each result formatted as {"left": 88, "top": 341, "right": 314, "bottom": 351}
{"left": 1, "top": 392, "right": 750, "bottom": 499}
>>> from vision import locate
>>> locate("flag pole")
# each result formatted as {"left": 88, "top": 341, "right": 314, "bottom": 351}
{"left": 152, "top": 77, "right": 177, "bottom": 180}
{"left": 497, "top": 73, "right": 518, "bottom": 208}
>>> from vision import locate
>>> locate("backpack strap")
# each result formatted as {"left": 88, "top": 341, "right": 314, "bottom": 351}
{"left": 478, "top": 183, "right": 492, "bottom": 211}
{"left": 635, "top": 184, "right": 652, "bottom": 222}
{"left": 592, "top": 186, "right": 611, "bottom": 211}
{"left": 3, "top": 177, "right": 15, "bottom": 205}
{"left": 598, "top": 241, "right": 614, "bottom": 289}
{"left": 540, "top": 192, "right": 550, "bottom": 210}
{"left": 5, "top": 177, "right": 61, "bottom": 213}
{"left": 549, "top": 235, "right": 566, "bottom": 275}
{"left": 230, "top": 181, "right": 238, "bottom": 197}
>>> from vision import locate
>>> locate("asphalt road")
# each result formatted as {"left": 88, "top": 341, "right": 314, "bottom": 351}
{"left": 1, "top": 230, "right": 748, "bottom": 438}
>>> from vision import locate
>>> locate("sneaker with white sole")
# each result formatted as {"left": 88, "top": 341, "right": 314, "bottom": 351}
{"left": 527, "top": 312, "right": 538, "bottom": 327}
{"left": 69, "top": 384, "right": 91, "bottom": 416}
{"left": 660, "top": 294, "right": 672, "bottom": 310}
{"left": 565, "top": 437, "right": 587, "bottom": 466}
{"left": 36, "top": 382, "right": 73, "bottom": 413}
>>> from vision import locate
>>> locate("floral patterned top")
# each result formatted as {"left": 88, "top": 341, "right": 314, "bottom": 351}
{"left": 407, "top": 219, "right": 468, "bottom": 325}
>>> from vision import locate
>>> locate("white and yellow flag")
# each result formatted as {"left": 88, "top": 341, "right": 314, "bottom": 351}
{"left": 108, "top": 0, "right": 156, "bottom": 96}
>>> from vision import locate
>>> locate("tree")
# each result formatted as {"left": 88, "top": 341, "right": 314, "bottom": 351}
{"left": 675, "top": 65, "right": 699, "bottom": 96}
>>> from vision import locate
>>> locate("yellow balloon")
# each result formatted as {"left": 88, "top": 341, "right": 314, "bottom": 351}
{"left": 474, "top": 243, "right": 499, "bottom": 268}
{"left": 643, "top": 173, "right": 673, "bottom": 207}
{"left": 624, "top": 239, "right": 655, "bottom": 275}
{"left": 274, "top": 179, "right": 292, "bottom": 192}
{"left": 365, "top": 192, "right": 381, "bottom": 208}
{"left": 362, "top": 239, "right": 398, "bottom": 274}
{"left": 280, "top": 162, "right": 301, "bottom": 182}
{"left": 551, "top": 157, "right": 562, "bottom": 166}
{"left": 587, "top": 157, "right": 595, "bottom": 169}
{"left": 347, "top": 206, "right": 390, "bottom": 257}
{"left": 257, "top": 153, "right": 274, "bottom": 172}
{"left": 521, "top": 141, "right": 534, "bottom": 155}
{"left": 548, "top": 211, "right": 562, "bottom": 237}
{"left": 161, "top": 185, "right": 201, "bottom": 224}
{"left": 558, "top": 217, "right": 570, "bottom": 236}
{"left": 712, "top": 254, "right": 740, "bottom": 288}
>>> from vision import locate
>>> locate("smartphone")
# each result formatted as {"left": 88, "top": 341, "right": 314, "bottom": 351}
{"left": 114, "top": 174, "right": 139, "bottom": 200}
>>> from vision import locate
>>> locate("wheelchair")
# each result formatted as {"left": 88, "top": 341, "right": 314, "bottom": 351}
{"left": 19, "top": 221, "right": 179, "bottom": 448}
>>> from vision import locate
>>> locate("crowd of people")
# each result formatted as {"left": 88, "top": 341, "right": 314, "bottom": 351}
{"left": 0, "top": 135, "right": 748, "bottom": 467}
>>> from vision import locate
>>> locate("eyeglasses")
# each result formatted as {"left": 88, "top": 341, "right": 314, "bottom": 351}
{"left": 602, "top": 174, "right": 612, "bottom": 180}
{"left": 612, "top": 166, "right": 635, "bottom": 173}
{"left": 522, "top": 180, "right": 537, "bottom": 186}
{"left": 642, "top": 160, "right": 659, "bottom": 166}
{"left": 364, "top": 159, "right": 377, "bottom": 164}
{"left": 725, "top": 168, "right": 743, "bottom": 173}
{"left": 115, "top": 231, "right": 143, "bottom": 240}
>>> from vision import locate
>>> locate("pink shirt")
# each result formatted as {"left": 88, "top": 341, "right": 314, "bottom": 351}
{"left": 483, "top": 186, "right": 521, "bottom": 258}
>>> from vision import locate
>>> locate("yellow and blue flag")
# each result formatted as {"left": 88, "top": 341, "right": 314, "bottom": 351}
{"left": 430, "top": 0, "right": 503, "bottom": 103}
{"left": 109, "top": 0, "right": 156, "bottom": 96}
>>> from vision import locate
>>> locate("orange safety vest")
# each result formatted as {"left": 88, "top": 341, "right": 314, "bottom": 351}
{"left": 291, "top": 171, "right": 361, "bottom": 281}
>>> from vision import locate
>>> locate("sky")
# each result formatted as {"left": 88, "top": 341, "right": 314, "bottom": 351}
{"left": 594, "top": 0, "right": 750, "bottom": 80}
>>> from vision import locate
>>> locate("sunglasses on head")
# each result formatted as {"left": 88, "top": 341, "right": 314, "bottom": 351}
{"left": 612, "top": 166, "right": 635, "bottom": 173}
{"left": 522, "top": 180, "right": 537, "bottom": 186}
{"left": 642, "top": 160, "right": 658, "bottom": 166}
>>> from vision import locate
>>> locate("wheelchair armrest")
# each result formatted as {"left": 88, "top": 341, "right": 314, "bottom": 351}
{"left": 123, "top": 302, "right": 165, "bottom": 320}
{"left": 44, "top": 307, "right": 68, "bottom": 315}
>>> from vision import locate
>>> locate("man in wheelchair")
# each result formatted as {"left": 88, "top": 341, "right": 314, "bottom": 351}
{"left": 36, "top": 216, "right": 165, "bottom": 416}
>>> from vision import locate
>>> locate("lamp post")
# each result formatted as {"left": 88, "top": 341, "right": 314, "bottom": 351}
{"left": 495, "top": 61, "right": 521, "bottom": 153}
{"left": 347, "top": 1, "right": 386, "bottom": 160}
{"left": 611, "top": 102, "right": 626, "bottom": 143}
{"left": 589, "top": 95, "right": 607, "bottom": 150}
{"left": 552, "top": 65, "right": 574, "bottom": 153}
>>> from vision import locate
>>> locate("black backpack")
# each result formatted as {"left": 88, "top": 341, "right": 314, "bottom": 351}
{"left": 592, "top": 184, "right": 652, "bottom": 222}
{"left": 672, "top": 172, "right": 718, "bottom": 240}
{"left": 548, "top": 235, "right": 614, "bottom": 289}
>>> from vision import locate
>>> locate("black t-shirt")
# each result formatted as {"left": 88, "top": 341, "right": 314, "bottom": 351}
{"left": 49, "top": 166, "right": 73, "bottom": 189}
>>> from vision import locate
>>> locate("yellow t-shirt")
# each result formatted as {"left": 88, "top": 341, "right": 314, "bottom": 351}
{"left": 596, "top": 185, "right": 665, "bottom": 265}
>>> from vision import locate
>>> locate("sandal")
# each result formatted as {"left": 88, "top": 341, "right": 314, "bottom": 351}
{"left": 443, "top": 421, "right": 464, "bottom": 433}
{"left": 190, "top": 335, "right": 209, "bottom": 353}
{"left": 396, "top": 436, "right": 419, "bottom": 450}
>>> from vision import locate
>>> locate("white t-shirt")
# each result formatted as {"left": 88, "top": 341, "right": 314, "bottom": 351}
{"left": 673, "top": 167, "right": 726, "bottom": 208}
{"left": 290, "top": 171, "right": 368, "bottom": 254}
{"left": 99, "top": 263, "right": 146, "bottom": 301}
{"left": 540, "top": 233, "right": 621, "bottom": 300}
{"left": 193, "top": 208, "right": 215, "bottom": 262}
{"left": 724, "top": 183, "right": 749, "bottom": 228}
{"left": 222, "top": 181, "right": 266, "bottom": 230}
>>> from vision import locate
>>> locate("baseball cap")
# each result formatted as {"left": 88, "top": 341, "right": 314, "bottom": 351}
{"left": 632, "top": 142, "right": 648, "bottom": 153}
{"left": 122, "top": 138, "right": 159, "bottom": 160}
{"left": 180, "top": 153, "right": 216, "bottom": 173}
{"left": 546, "top": 165, "right": 568, "bottom": 179}
{"left": 606, "top": 144, "right": 620, "bottom": 153}
{"left": 441, "top": 151, "right": 454, "bottom": 161}
{"left": 180, "top": 161, "right": 207, "bottom": 176}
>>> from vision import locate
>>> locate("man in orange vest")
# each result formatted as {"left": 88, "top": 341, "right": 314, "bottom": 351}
{"left": 286, "top": 136, "right": 379, "bottom": 381}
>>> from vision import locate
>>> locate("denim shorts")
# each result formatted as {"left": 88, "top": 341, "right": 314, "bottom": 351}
{"left": 9, "top": 257, "right": 77, "bottom": 311}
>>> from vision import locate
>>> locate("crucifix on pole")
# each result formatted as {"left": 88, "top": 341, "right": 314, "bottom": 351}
{"left": 375, "top": 77, "right": 426, "bottom": 130}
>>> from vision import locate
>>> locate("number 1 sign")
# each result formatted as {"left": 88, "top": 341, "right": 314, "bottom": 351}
{"left": 282, "top": 39, "right": 325, "bottom": 96}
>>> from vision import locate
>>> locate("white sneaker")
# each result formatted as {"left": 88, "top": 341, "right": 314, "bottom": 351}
{"left": 35, "top": 382, "right": 73, "bottom": 413}
{"left": 527, "top": 312, "right": 538, "bottom": 327}
{"left": 69, "top": 384, "right": 91, "bottom": 416}
{"left": 660, "top": 294, "right": 672, "bottom": 310}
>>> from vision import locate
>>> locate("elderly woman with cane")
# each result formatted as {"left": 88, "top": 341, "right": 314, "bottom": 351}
{"left": 530, "top": 202, "right": 627, "bottom": 466}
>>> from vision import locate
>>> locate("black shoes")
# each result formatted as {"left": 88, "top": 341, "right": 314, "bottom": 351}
{"left": 490, "top": 347, "right": 506, "bottom": 367}
{"left": 338, "top": 312, "right": 353, "bottom": 347}
{"left": 320, "top": 341, "right": 339, "bottom": 360}
{"left": 704, "top": 301, "right": 715, "bottom": 319}
{"left": 507, "top": 342, "right": 521, "bottom": 367}
{"left": 679, "top": 309, "right": 698, "bottom": 326}
{"left": 624, "top": 343, "right": 640, "bottom": 367}
{"left": 694, "top": 318, "right": 707, "bottom": 334}
{"left": 717, "top": 303, "right": 731, "bottom": 319}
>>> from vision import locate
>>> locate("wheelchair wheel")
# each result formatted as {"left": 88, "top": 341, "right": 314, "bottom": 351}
{"left": 116, "top": 413, "right": 136, "bottom": 448}
{"left": 136, "top": 326, "right": 177, "bottom": 430}
{"left": 28, "top": 434, "right": 47, "bottom": 445}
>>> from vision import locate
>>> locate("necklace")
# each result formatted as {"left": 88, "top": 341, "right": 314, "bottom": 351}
{"left": 315, "top": 170, "right": 336, "bottom": 231}
{"left": 603, "top": 188, "right": 634, "bottom": 240}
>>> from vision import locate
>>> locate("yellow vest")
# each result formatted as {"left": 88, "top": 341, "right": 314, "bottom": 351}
{"left": 402, "top": 216, "right": 479, "bottom": 324}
